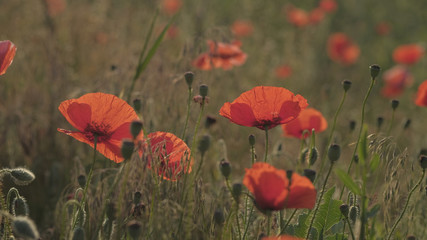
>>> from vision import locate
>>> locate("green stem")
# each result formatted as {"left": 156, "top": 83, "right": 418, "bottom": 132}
{"left": 387, "top": 109, "right": 396, "bottom": 136}
{"left": 266, "top": 214, "right": 272, "bottom": 236}
{"left": 72, "top": 135, "right": 98, "bottom": 230}
{"left": 306, "top": 162, "right": 334, "bottom": 239}
{"left": 181, "top": 87, "right": 193, "bottom": 139}
{"left": 195, "top": 152, "right": 205, "bottom": 178}
{"left": 318, "top": 91, "right": 347, "bottom": 182}
{"left": 264, "top": 127, "right": 269, "bottom": 163}
{"left": 345, "top": 217, "right": 356, "bottom": 240}
{"left": 386, "top": 169, "right": 425, "bottom": 240}
{"left": 340, "top": 77, "right": 376, "bottom": 199}
{"left": 280, "top": 209, "right": 298, "bottom": 234}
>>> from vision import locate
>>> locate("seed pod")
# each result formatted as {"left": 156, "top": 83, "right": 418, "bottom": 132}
{"left": 342, "top": 80, "right": 352, "bottom": 92}
{"left": 328, "top": 144, "right": 341, "bottom": 163}
{"left": 370, "top": 64, "right": 381, "bottom": 79}
{"left": 219, "top": 160, "right": 231, "bottom": 179}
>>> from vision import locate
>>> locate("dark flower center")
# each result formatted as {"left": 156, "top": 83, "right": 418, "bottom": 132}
{"left": 84, "top": 122, "right": 112, "bottom": 143}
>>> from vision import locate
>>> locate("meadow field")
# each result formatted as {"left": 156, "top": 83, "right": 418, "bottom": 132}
{"left": 0, "top": 0, "right": 426, "bottom": 239}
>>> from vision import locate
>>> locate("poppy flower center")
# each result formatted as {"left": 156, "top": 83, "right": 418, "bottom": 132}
{"left": 84, "top": 122, "right": 113, "bottom": 143}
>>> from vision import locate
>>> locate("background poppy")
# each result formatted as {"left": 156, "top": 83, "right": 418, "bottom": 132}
{"left": 281, "top": 108, "right": 328, "bottom": 139}
{"left": 0, "top": 40, "right": 17, "bottom": 76}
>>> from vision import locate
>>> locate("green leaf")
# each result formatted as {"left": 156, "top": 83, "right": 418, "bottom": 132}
{"left": 313, "top": 187, "right": 343, "bottom": 234}
{"left": 293, "top": 212, "right": 310, "bottom": 237}
{"left": 325, "top": 233, "right": 348, "bottom": 240}
{"left": 369, "top": 153, "right": 380, "bottom": 172}
{"left": 334, "top": 169, "right": 362, "bottom": 195}
{"left": 367, "top": 204, "right": 381, "bottom": 219}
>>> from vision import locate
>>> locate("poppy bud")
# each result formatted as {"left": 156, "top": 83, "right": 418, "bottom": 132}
{"left": 419, "top": 155, "right": 427, "bottom": 169}
{"left": 72, "top": 227, "right": 85, "bottom": 240}
{"left": 232, "top": 183, "right": 243, "bottom": 203}
{"left": 184, "top": 71, "right": 194, "bottom": 88}
{"left": 127, "top": 220, "right": 142, "bottom": 240}
{"left": 9, "top": 168, "right": 35, "bottom": 186}
{"left": 106, "top": 202, "right": 116, "bottom": 220}
{"left": 12, "top": 216, "right": 40, "bottom": 240}
{"left": 130, "top": 120, "right": 143, "bottom": 139}
{"left": 303, "top": 169, "right": 316, "bottom": 183}
{"left": 12, "top": 196, "right": 29, "bottom": 216}
{"left": 377, "top": 117, "right": 384, "bottom": 129}
{"left": 342, "top": 80, "right": 352, "bottom": 92}
{"left": 75, "top": 208, "right": 86, "bottom": 227}
{"left": 249, "top": 134, "right": 256, "bottom": 146}
{"left": 369, "top": 64, "right": 381, "bottom": 79}
{"left": 349, "top": 120, "right": 356, "bottom": 131}
{"left": 133, "top": 191, "right": 142, "bottom": 205}
{"left": 198, "top": 134, "right": 211, "bottom": 154}
{"left": 340, "top": 204, "right": 349, "bottom": 218}
{"left": 286, "top": 170, "right": 293, "bottom": 183}
{"left": 77, "top": 175, "right": 86, "bottom": 189}
{"left": 205, "top": 115, "right": 217, "bottom": 128}
{"left": 213, "top": 209, "right": 225, "bottom": 226}
{"left": 219, "top": 160, "right": 231, "bottom": 179}
{"left": 349, "top": 205, "right": 359, "bottom": 223}
{"left": 403, "top": 119, "right": 411, "bottom": 130}
{"left": 406, "top": 236, "right": 416, "bottom": 240}
{"left": 353, "top": 154, "right": 359, "bottom": 164}
{"left": 308, "top": 147, "right": 318, "bottom": 165}
{"left": 391, "top": 99, "right": 399, "bottom": 110}
{"left": 121, "top": 139, "right": 135, "bottom": 160}
{"left": 328, "top": 144, "right": 341, "bottom": 163}
{"left": 133, "top": 98, "right": 142, "bottom": 113}
{"left": 199, "top": 84, "right": 209, "bottom": 98}
{"left": 300, "top": 148, "right": 309, "bottom": 164}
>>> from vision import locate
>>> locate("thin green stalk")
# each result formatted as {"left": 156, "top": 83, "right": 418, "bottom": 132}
{"left": 181, "top": 87, "right": 193, "bottom": 139}
{"left": 242, "top": 204, "right": 254, "bottom": 239}
{"left": 306, "top": 162, "right": 335, "bottom": 239}
{"left": 387, "top": 169, "right": 425, "bottom": 240}
{"left": 387, "top": 109, "right": 396, "bottom": 136}
{"left": 72, "top": 135, "right": 98, "bottom": 230}
{"left": 340, "top": 78, "right": 376, "bottom": 199}
{"left": 318, "top": 91, "right": 347, "bottom": 181}
{"left": 264, "top": 127, "right": 269, "bottom": 163}
{"left": 266, "top": 214, "right": 272, "bottom": 236}
{"left": 280, "top": 209, "right": 298, "bottom": 234}
{"left": 279, "top": 210, "right": 284, "bottom": 234}
{"left": 344, "top": 217, "right": 356, "bottom": 240}
{"left": 195, "top": 152, "right": 205, "bottom": 178}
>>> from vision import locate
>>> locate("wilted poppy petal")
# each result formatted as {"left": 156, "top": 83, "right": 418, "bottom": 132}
{"left": 0, "top": 40, "right": 17, "bottom": 76}
{"left": 286, "top": 173, "right": 316, "bottom": 209}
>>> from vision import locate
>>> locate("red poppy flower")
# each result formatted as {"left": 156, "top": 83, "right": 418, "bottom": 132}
{"left": 380, "top": 65, "right": 413, "bottom": 98}
{"left": 219, "top": 86, "right": 308, "bottom": 130}
{"left": 327, "top": 33, "right": 360, "bottom": 65}
{"left": 392, "top": 44, "right": 424, "bottom": 65}
{"left": 58, "top": 93, "right": 142, "bottom": 163}
{"left": 146, "top": 131, "right": 192, "bottom": 181}
{"left": 243, "top": 162, "right": 316, "bottom": 211}
{"left": 0, "top": 40, "right": 17, "bottom": 76}
{"left": 319, "top": 0, "right": 337, "bottom": 13}
{"left": 275, "top": 64, "right": 293, "bottom": 79}
{"left": 309, "top": 8, "right": 325, "bottom": 25}
{"left": 415, "top": 80, "right": 427, "bottom": 107}
{"left": 375, "top": 22, "right": 391, "bottom": 36}
{"left": 161, "top": 0, "right": 182, "bottom": 15}
{"left": 263, "top": 235, "right": 304, "bottom": 240}
{"left": 44, "top": 0, "right": 66, "bottom": 17}
{"left": 285, "top": 5, "right": 310, "bottom": 27}
{"left": 281, "top": 108, "right": 328, "bottom": 139}
{"left": 231, "top": 20, "right": 254, "bottom": 38}
{"left": 193, "top": 40, "right": 247, "bottom": 70}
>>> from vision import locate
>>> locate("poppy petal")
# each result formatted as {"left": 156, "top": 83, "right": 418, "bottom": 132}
{"left": 0, "top": 40, "right": 17, "bottom": 76}
{"left": 286, "top": 173, "right": 316, "bottom": 209}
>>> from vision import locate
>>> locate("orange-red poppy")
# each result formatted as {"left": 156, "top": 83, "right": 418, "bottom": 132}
{"left": 193, "top": 40, "right": 247, "bottom": 70}
{"left": 243, "top": 162, "right": 316, "bottom": 211}
{"left": 281, "top": 108, "right": 328, "bottom": 139}
{"left": 263, "top": 235, "right": 304, "bottom": 240}
{"left": 327, "top": 33, "right": 360, "bottom": 65}
{"left": 375, "top": 22, "right": 391, "bottom": 36}
{"left": 392, "top": 44, "right": 424, "bottom": 65}
{"left": 161, "top": 0, "right": 182, "bottom": 15}
{"left": 380, "top": 65, "right": 413, "bottom": 98}
{"left": 58, "top": 93, "right": 142, "bottom": 163}
{"left": 219, "top": 86, "right": 308, "bottom": 130}
{"left": 231, "top": 20, "right": 254, "bottom": 38}
{"left": 0, "top": 40, "right": 17, "bottom": 76}
{"left": 44, "top": 0, "right": 66, "bottom": 17}
{"left": 275, "top": 64, "right": 293, "bottom": 79}
{"left": 415, "top": 80, "right": 427, "bottom": 107}
{"left": 319, "top": 0, "right": 337, "bottom": 13}
{"left": 285, "top": 5, "right": 310, "bottom": 27}
{"left": 309, "top": 8, "right": 325, "bottom": 25}
{"left": 146, "top": 131, "right": 192, "bottom": 181}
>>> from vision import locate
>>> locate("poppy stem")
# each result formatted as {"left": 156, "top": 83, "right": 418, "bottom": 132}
{"left": 340, "top": 76, "right": 376, "bottom": 199}
{"left": 386, "top": 168, "right": 425, "bottom": 240}
{"left": 280, "top": 209, "right": 297, "bottom": 234}
{"left": 264, "top": 126, "right": 269, "bottom": 162}
{"left": 266, "top": 213, "right": 272, "bottom": 236}
{"left": 344, "top": 216, "right": 356, "bottom": 240}
{"left": 387, "top": 108, "right": 396, "bottom": 136}
{"left": 181, "top": 87, "right": 193, "bottom": 139}
{"left": 72, "top": 134, "right": 98, "bottom": 231}
{"left": 306, "top": 161, "right": 335, "bottom": 239}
